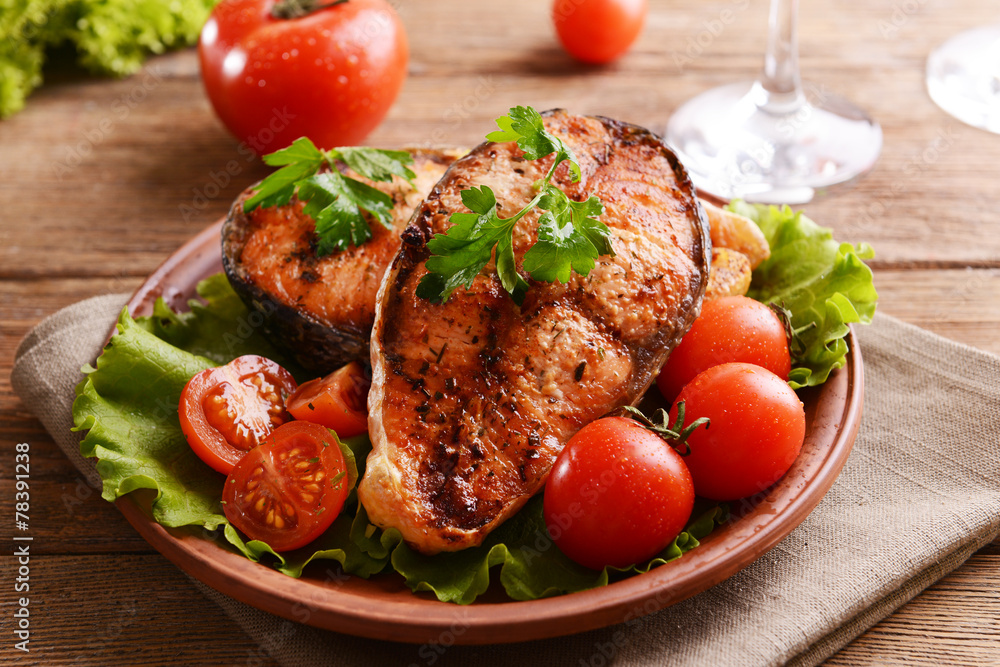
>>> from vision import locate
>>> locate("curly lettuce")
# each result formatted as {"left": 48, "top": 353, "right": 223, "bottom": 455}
{"left": 1, "top": 0, "right": 215, "bottom": 117}
{"left": 727, "top": 200, "right": 878, "bottom": 388}
{"left": 72, "top": 274, "right": 727, "bottom": 602}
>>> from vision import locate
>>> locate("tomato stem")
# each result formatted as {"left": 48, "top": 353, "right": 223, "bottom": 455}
{"left": 612, "top": 404, "right": 709, "bottom": 456}
{"left": 270, "top": 0, "right": 348, "bottom": 20}
{"left": 768, "top": 301, "right": 814, "bottom": 358}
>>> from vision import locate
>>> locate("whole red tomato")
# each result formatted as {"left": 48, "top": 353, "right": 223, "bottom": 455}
{"left": 199, "top": 0, "right": 408, "bottom": 154}
{"left": 552, "top": 0, "right": 647, "bottom": 64}
{"left": 670, "top": 363, "right": 806, "bottom": 501}
{"left": 544, "top": 416, "right": 695, "bottom": 570}
{"left": 657, "top": 296, "right": 791, "bottom": 403}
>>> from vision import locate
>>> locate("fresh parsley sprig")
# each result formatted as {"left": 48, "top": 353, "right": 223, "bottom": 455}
{"left": 416, "top": 106, "right": 614, "bottom": 306}
{"left": 243, "top": 137, "right": 416, "bottom": 255}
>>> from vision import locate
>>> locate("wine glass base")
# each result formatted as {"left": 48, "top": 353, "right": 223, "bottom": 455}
{"left": 926, "top": 25, "right": 1000, "bottom": 134}
{"left": 665, "top": 81, "right": 883, "bottom": 204}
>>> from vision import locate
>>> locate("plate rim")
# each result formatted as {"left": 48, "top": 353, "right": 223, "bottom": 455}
{"left": 111, "top": 217, "right": 864, "bottom": 645}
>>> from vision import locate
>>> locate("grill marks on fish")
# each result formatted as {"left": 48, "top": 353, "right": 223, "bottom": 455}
{"left": 361, "top": 111, "right": 711, "bottom": 553}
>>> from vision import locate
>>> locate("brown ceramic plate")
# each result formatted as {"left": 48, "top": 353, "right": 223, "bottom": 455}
{"left": 115, "top": 218, "right": 864, "bottom": 645}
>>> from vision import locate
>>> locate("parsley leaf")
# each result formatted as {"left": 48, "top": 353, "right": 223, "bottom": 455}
{"left": 243, "top": 137, "right": 415, "bottom": 255}
{"left": 522, "top": 188, "right": 610, "bottom": 282}
{"left": 416, "top": 186, "right": 530, "bottom": 304}
{"left": 418, "top": 106, "right": 614, "bottom": 305}
{"left": 485, "top": 105, "right": 581, "bottom": 182}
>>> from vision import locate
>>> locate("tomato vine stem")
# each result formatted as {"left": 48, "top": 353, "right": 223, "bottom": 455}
{"left": 270, "top": 0, "right": 348, "bottom": 20}
{"left": 611, "top": 403, "right": 709, "bottom": 456}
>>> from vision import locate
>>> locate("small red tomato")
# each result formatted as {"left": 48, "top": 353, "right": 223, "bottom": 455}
{"left": 198, "top": 0, "right": 409, "bottom": 154}
{"left": 544, "top": 416, "right": 694, "bottom": 570}
{"left": 552, "top": 0, "right": 647, "bottom": 64}
{"left": 223, "top": 421, "right": 349, "bottom": 551}
{"left": 179, "top": 355, "right": 298, "bottom": 475}
{"left": 286, "top": 361, "right": 371, "bottom": 437}
{"left": 670, "top": 363, "right": 805, "bottom": 501}
{"left": 657, "top": 296, "right": 791, "bottom": 403}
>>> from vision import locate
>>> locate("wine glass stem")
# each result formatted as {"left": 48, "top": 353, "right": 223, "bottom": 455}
{"left": 759, "top": 0, "right": 805, "bottom": 113}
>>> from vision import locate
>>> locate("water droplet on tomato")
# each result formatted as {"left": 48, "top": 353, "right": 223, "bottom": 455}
{"left": 337, "top": 75, "right": 348, "bottom": 85}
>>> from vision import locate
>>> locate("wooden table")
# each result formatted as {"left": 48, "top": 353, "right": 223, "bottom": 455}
{"left": 3, "top": 0, "right": 998, "bottom": 663}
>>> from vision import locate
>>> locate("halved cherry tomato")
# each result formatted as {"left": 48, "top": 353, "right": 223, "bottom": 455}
{"left": 544, "top": 416, "right": 695, "bottom": 570}
{"left": 179, "top": 355, "right": 298, "bottom": 475}
{"left": 286, "top": 361, "right": 370, "bottom": 437}
{"left": 223, "top": 421, "right": 349, "bottom": 551}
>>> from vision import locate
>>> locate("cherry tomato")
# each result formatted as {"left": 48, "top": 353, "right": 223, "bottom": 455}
{"left": 286, "top": 361, "right": 371, "bottom": 437}
{"left": 544, "top": 416, "right": 694, "bottom": 570}
{"left": 179, "top": 355, "right": 298, "bottom": 475}
{"left": 552, "top": 0, "right": 647, "bottom": 64}
{"left": 223, "top": 421, "right": 349, "bottom": 551}
{"left": 657, "top": 296, "right": 791, "bottom": 403}
{"left": 670, "top": 363, "right": 805, "bottom": 501}
{"left": 199, "top": 0, "right": 409, "bottom": 154}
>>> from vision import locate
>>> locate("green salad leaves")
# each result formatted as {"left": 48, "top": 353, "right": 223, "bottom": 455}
{"left": 2, "top": 0, "right": 215, "bottom": 118}
{"left": 727, "top": 201, "right": 878, "bottom": 388}
{"left": 70, "top": 191, "right": 876, "bottom": 603}
{"left": 244, "top": 137, "right": 416, "bottom": 255}
{"left": 72, "top": 274, "right": 726, "bottom": 602}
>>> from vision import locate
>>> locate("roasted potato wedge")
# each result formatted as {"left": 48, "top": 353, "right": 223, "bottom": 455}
{"left": 701, "top": 200, "right": 770, "bottom": 269}
{"left": 705, "top": 247, "right": 752, "bottom": 299}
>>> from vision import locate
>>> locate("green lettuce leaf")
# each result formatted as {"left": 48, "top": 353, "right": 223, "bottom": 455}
{"left": 72, "top": 274, "right": 728, "bottom": 602}
{"left": 383, "top": 501, "right": 728, "bottom": 604}
{"left": 728, "top": 200, "right": 878, "bottom": 388}
{"left": 2, "top": 0, "right": 216, "bottom": 118}
{"left": 71, "top": 276, "right": 384, "bottom": 578}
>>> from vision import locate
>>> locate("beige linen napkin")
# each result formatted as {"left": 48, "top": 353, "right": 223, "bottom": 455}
{"left": 12, "top": 294, "right": 1000, "bottom": 666}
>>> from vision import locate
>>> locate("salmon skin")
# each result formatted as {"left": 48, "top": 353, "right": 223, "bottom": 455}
{"left": 361, "top": 110, "right": 712, "bottom": 554}
{"left": 222, "top": 149, "right": 461, "bottom": 374}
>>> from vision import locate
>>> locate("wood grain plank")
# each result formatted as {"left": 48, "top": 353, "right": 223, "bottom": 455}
{"left": 0, "top": 554, "right": 277, "bottom": 665}
{"left": 825, "top": 556, "right": 1000, "bottom": 666}
{"left": 0, "top": 1, "right": 999, "bottom": 278}
{"left": 2, "top": 0, "right": 1000, "bottom": 662}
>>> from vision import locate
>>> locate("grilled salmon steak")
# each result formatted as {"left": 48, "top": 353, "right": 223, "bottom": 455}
{"left": 361, "top": 111, "right": 712, "bottom": 554}
{"left": 222, "top": 149, "right": 461, "bottom": 374}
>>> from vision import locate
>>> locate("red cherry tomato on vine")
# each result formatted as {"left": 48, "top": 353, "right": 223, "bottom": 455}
{"left": 670, "top": 363, "right": 805, "bottom": 501}
{"left": 179, "top": 355, "right": 298, "bottom": 475}
{"left": 198, "top": 0, "right": 409, "bottom": 154}
{"left": 286, "top": 361, "right": 371, "bottom": 437}
{"left": 552, "top": 0, "right": 647, "bottom": 64}
{"left": 657, "top": 296, "right": 791, "bottom": 403}
{"left": 544, "top": 416, "right": 694, "bottom": 570}
{"left": 223, "top": 421, "right": 349, "bottom": 551}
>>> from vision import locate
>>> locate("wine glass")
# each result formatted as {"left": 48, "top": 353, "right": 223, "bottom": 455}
{"left": 665, "top": 0, "right": 883, "bottom": 204}
{"left": 926, "top": 24, "right": 1000, "bottom": 134}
